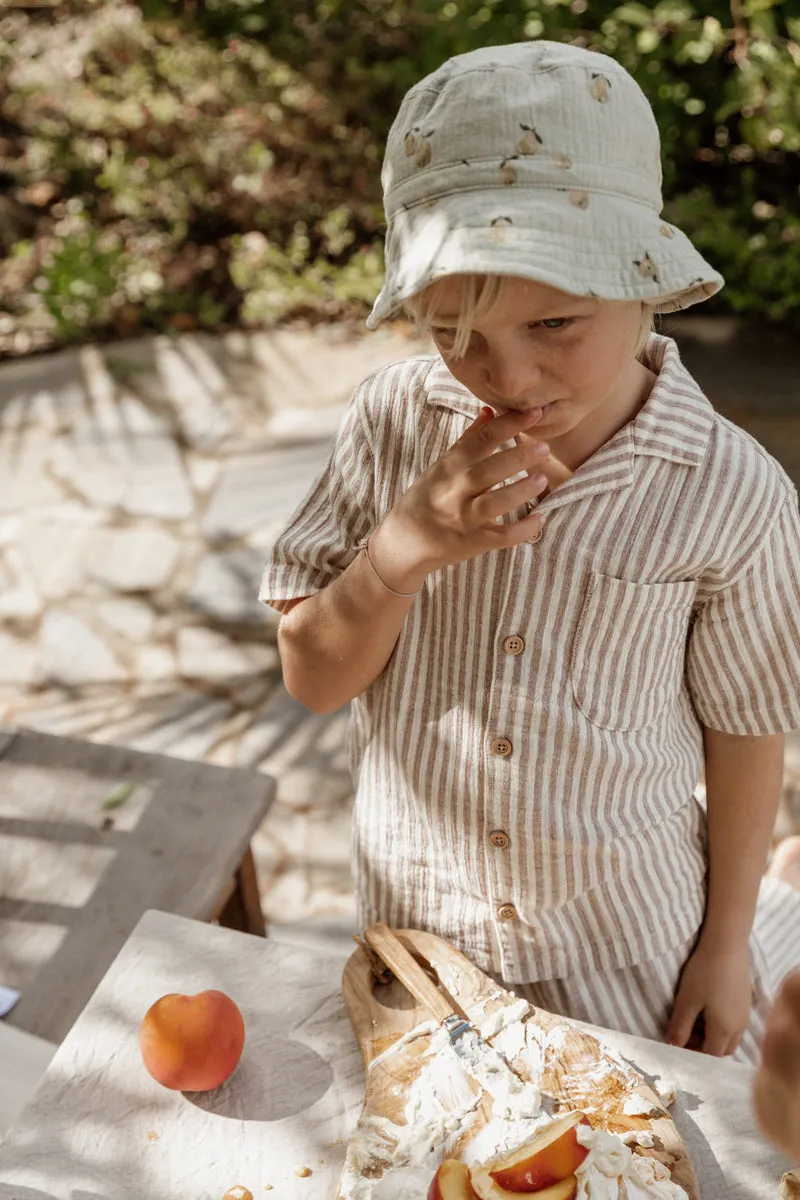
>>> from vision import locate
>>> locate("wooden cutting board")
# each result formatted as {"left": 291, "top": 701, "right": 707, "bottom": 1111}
{"left": 339, "top": 927, "right": 700, "bottom": 1199}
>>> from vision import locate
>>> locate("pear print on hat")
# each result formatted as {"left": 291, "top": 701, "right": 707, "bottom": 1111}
{"left": 490, "top": 216, "right": 514, "bottom": 243}
{"left": 590, "top": 73, "right": 612, "bottom": 102}
{"left": 404, "top": 127, "right": 434, "bottom": 167}
{"left": 516, "top": 124, "right": 543, "bottom": 155}
{"left": 634, "top": 252, "right": 660, "bottom": 283}
{"left": 367, "top": 42, "right": 725, "bottom": 331}
{"left": 500, "top": 157, "right": 519, "bottom": 185}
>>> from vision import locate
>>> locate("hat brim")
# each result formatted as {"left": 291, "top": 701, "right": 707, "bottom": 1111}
{"left": 366, "top": 187, "right": 722, "bottom": 329}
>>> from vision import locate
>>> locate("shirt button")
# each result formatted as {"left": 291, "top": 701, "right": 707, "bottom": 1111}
{"left": 528, "top": 528, "right": 543, "bottom": 544}
{"left": 490, "top": 737, "right": 513, "bottom": 758}
{"left": 503, "top": 635, "right": 525, "bottom": 656}
{"left": 489, "top": 829, "right": 511, "bottom": 850}
{"left": 497, "top": 902, "right": 518, "bottom": 921}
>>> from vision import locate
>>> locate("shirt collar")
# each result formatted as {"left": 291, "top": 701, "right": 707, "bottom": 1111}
{"left": 424, "top": 333, "right": 715, "bottom": 469}
{"left": 632, "top": 334, "right": 714, "bottom": 466}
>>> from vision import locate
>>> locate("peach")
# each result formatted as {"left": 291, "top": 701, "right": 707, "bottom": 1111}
{"left": 429, "top": 1161, "right": 479, "bottom": 1200}
{"left": 139, "top": 989, "right": 245, "bottom": 1091}
{"left": 470, "top": 1172, "right": 578, "bottom": 1200}
{"left": 479, "top": 1113, "right": 589, "bottom": 1192}
{"left": 470, "top": 1108, "right": 587, "bottom": 1195}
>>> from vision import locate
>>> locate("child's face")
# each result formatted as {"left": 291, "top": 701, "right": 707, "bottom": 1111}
{"left": 427, "top": 276, "right": 646, "bottom": 435}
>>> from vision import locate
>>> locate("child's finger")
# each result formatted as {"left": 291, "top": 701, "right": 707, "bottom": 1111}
{"left": 496, "top": 508, "right": 548, "bottom": 545}
{"left": 476, "top": 470, "right": 549, "bottom": 522}
{"left": 542, "top": 451, "right": 574, "bottom": 488}
{"left": 470, "top": 438, "right": 551, "bottom": 495}
{"left": 667, "top": 1000, "right": 701, "bottom": 1050}
{"left": 701, "top": 1015, "right": 733, "bottom": 1057}
{"left": 458, "top": 405, "right": 545, "bottom": 462}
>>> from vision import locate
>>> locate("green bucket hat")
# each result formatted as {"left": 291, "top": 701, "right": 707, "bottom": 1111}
{"left": 366, "top": 40, "right": 723, "bottom": 329}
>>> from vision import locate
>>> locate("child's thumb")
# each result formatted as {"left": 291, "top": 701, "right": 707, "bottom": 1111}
{"left": 477, "top": 405, "right": 495, "bottom": 424}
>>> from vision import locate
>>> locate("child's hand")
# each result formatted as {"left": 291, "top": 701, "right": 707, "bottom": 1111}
{"left": 513, "top": 429, "right": 574, "bottom": 494}
{"left": 371, "top": 406, "right": 550, "bottom": 591}
{"left": 667, "top": 938, "right": 752, "bottom": 1057}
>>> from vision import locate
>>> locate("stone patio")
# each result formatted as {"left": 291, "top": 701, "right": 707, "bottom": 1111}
{"left": 0, "top": 315, "right": 798, "bottom": 947}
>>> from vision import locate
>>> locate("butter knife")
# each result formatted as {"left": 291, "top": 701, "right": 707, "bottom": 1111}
{"left": 363, "top": 923, "right": 553, "bottom": 1119}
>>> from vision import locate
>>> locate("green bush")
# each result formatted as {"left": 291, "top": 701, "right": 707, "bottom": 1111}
{"left": 0, "top": 0, "right": 798, "bottom": 355}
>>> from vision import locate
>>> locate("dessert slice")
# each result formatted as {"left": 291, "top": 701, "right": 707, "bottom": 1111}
{"left": 473, "top": 1113, "right": 590, "bottom": 1194}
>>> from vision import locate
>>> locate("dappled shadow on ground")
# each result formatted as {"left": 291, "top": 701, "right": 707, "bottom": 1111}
{"left": 1, "top": 316, "right": 799, "bottom": 960}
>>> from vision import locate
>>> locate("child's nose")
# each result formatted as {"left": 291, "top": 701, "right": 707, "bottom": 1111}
{"left": 485, "top": 353, "right": 542, "bottom": 405}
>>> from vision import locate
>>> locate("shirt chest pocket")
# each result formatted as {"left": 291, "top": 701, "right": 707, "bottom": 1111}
{"left": 571, "top": 572, "right": 698, "bottom": 731}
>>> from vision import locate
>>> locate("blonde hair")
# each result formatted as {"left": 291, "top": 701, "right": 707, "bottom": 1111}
{"left": 405, "top": 275, "right": 654, "bottom": 360}
{"left": 633, "top": 304, "right": 656, "bottom": 357}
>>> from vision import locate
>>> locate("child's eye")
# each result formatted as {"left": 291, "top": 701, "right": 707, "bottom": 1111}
{"left": 533, "top": 318, "right": 571, "bottom": 330}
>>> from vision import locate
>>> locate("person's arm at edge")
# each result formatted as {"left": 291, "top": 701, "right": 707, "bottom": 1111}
{"left": 754, "top": 970, "right": 800, "bottom": 1162}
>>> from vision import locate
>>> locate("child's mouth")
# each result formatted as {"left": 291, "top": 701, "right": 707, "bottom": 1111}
{"left": 497, "top": 400, "right": 558, "bottom": 417}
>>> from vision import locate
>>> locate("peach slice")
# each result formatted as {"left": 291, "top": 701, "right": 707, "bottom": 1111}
{"left": 470, "top": 1171, "right": 578, "bottom": 1200}
{"left": 428, "top": 1160, "right": 479, "bottom": 1200}
{"left": 474, "top": 1113, "right": 590, "bottom": 1193}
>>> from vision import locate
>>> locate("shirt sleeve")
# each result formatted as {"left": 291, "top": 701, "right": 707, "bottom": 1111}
{"left": 686, "top": 489, "right": 800, "bottom": 735}
{"left": 259, "top": 382, "right": 376, "bottom": 608}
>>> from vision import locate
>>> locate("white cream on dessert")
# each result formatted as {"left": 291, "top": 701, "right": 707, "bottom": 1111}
{"left": 621, "top": 1130, "right": 656, "bottom": 1149}
{"left": 575, "top": 1128, "right": 688, "bottom": 1200}
{"left": 478, "top": 998, "right": 531, "bottom": 1040}
{"left": 369, "top": 1020, "right": 439, "bottom": 1070}
{"left": 653, "top": 1078, "right": 677, "bottom": 1108}
{"left": 339, "top": 1001, "right": 690, "bottom": 1200}
{"left": 623, "top": 1093, "right": 664, "bottom": 1117}
{"left": 446, "top": 1027, "right": 542, "bottom": 1120}
{"left": 577, "top": 1126, "right": 630, "bottom": 1176}
{"left": 341, "top": 1047, "right": 483, "bottom": 1200}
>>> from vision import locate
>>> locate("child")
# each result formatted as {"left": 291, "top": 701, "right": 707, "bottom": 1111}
{"left": 261, "top": 41, "right": 800, "bottom": 1064}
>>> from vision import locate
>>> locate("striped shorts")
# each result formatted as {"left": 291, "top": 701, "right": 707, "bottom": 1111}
{"left": 499, "top": 876, "right": 800, "bottom": 1066}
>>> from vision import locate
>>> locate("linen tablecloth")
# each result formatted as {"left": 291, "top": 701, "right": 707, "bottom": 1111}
{"left": 0, "top": 910, "right": 794, "bottom": 1199}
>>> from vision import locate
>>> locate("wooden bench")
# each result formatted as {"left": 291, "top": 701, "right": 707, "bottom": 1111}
{"left": 0, "top": 726, "right": 274, "bottom": 1043}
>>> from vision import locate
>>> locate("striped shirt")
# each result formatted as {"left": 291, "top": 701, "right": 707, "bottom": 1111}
{"left": 260, "top": 334, "right": 800, "bottom": 983}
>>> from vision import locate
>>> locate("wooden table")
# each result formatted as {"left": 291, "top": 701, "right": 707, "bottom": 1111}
{"left": 0, "top": 727, "right": 274, "bottom": 1043}
{"left": 0, "top": 909, "right": 794, "bottom": 1199}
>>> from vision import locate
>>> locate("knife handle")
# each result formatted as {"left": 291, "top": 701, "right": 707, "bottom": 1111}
{"left": 363, "top": 923, "right": 455, "bottom": 1023}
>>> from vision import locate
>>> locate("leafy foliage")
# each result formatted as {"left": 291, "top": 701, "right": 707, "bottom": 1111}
{"left": 1, "top": 0, "right": 798, "bottom": 355}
